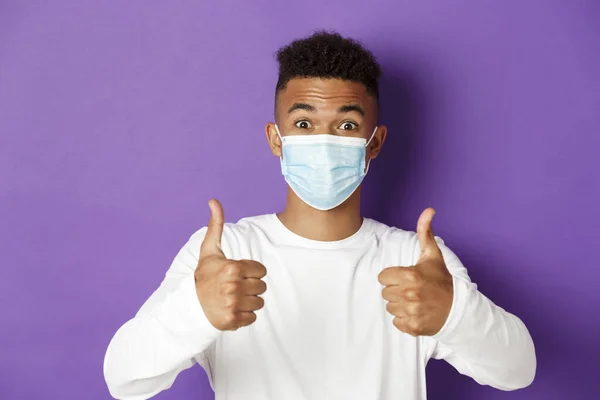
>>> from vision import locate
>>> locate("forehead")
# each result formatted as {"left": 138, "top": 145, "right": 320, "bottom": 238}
{"left": 277, "top": 78, "right": 375, "bottom": 111}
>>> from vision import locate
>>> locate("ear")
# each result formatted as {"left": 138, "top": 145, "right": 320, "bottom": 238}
{"left": 368, "top": 125, "right": 387, "bottom": 160}
{"left": 265, "top": 122, "right": 282, "bottom": 157}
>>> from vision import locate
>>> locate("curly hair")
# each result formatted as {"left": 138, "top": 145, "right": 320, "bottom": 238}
{"left": 275, "top": 31, "right": 382, "bottom": 101}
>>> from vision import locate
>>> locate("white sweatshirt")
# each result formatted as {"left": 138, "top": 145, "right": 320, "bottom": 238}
{"left": 103, "top": 214, "right": 536, "bottom": 400}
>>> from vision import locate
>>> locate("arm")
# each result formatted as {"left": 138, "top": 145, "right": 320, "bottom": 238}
{"left": 430, "top": 239, "right": 537, "bottom": 390}
{"left": 379, "top": 208, "right": 536, "bottom": 391}
{"left": 103, "top": 228, "right": 222, "bottom": 400}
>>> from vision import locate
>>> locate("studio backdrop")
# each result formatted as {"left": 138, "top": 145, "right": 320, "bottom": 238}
{"left": 1, "top": 1, "right": 599, "bottom": 399}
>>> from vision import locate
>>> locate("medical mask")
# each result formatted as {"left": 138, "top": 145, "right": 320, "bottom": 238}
{"left": 275, "top": 125, "right": 378, "bottom": 211}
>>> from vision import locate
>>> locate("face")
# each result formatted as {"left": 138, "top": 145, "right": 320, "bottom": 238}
{"left": 265, "top": 78, "right": 387, "bottom": 163}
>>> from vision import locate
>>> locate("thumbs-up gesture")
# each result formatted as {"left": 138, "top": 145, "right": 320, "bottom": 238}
{"left": 378, "top": 208, "right": 454, "bottom": 337}
{"left": 194, "top": 199, "right": 267, "bottom": 331}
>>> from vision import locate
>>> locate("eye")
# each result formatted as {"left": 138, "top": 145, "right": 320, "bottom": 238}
{"left": 339, "top": 121, "right": 358, "bottom": 130}
{"left": 295, "top": 120, "right": 312, "bottom": 129}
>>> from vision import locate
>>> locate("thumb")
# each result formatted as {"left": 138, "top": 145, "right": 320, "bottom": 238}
{"left": 200, "top": 199, "right": 225, "bottom": 257}
{"left": 416, "top": 207, "right": 442, "bottom": 260}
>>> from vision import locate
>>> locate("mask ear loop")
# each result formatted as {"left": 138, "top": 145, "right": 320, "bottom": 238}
{"left": 274, "top": 124, "right": 284, "bottom": 161}
{"left": 364, "top": 126, "right": 378, "bottom": 174}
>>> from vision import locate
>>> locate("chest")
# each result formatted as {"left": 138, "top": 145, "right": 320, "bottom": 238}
{"left": 207, "top": 224, "right": 434, "bottom": 398}
{"left": 220, "top": 242, "right": 424, "bottom": 365}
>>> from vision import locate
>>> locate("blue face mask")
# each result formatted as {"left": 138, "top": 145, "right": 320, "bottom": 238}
{"left": 275, "top": 125, "right": 378, "bottom": 211}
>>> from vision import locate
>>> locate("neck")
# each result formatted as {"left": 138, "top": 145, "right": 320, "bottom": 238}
{"left": 277, "top": 187, "right": 363, "bottom": 241}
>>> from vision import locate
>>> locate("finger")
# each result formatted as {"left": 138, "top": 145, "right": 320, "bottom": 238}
{"left": 235, "top": 311, "right": 257, "bottom": 329}
{"left": 385, "top": 301, "right": 409, "bottom": 318}
{"left": 381, "top": 286, "right": 403, "bottom": 302}
{"left": 378, "top": 267, "right": 404, "bottom": 286}
{"left": 200, "top": 199, "right": 225, "bottom": 257}
{"left": 382, "top": 285, "right": 424, "bottom": 303}
{"left": 240, "top": 278, "right": 267, "bottom": 296}
{"left": 393, "top": 316, "right": 422, "bottom": 337}
{"left": 220, "top": 279, "right": 266, "bottom": 300}
{"left": 237, "top": 295, "right": 265, "bottom": 312}
{"left": 239, "top": 260, "right": 267, "bottom": 279}
{"left": 416, "top": 207, "right": 442, "bottom": 260}
{"left": 222, "top": 262, "right": 244, "bottom": 281}
{"left": 378, "top": 266, "right": 418, "bottom": 287}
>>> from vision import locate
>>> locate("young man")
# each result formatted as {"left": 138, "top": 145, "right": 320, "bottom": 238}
{"left": 104, "top": 32, "right": 536, "bottom": 399}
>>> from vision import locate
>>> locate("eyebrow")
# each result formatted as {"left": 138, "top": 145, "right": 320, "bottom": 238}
{"left": 338, "top": 104, "right": 365, "bottom": 117}
{"left": 287, "top": 103, "right": 316, "bottom": 113}
{"left": 287, "top": 102, "right": 366, "bottom": 117}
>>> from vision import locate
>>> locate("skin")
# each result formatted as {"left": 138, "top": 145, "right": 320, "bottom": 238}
{"left": 378, "top": 208, "right": 454, "bottom": 336}
{"left": 195, "top": 77, "right": 453, "bottom": 336}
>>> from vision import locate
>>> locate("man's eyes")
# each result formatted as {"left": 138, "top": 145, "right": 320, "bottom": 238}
{"left": 339, "top": 121, "right": 358, "bottom": 130}
{"left": 295, "top": 120, "right": 312, "bottom": 129}
{"left": 293, "top": 120, "right": 359, "bottom": 130}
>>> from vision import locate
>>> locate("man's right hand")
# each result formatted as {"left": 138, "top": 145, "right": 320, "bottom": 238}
{"left": 194, "top": 199, "right": 267, "bottom": 331}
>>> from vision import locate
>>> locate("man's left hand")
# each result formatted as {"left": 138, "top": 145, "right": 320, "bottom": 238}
{"left": 378, "top": 208, "right": 454, "bottom": 337}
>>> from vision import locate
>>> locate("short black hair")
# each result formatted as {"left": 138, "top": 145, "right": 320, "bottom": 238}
{"left": 275, "top": 31, "right": 382, "bottom": 101}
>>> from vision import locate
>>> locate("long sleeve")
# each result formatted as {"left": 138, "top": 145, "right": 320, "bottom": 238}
{"left": 103, "top": 227, "right": 222, "bottom": 400}
{"left": 428, "top": 238, "right": 537, "bottom": 391}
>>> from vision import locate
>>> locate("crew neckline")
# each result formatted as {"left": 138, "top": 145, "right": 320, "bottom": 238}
{"left": 268, "top": 213, "right": 372, "bottom": 249}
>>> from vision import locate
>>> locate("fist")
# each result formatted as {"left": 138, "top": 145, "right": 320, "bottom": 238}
{"left": 378, "top": 208, "right": 453, "bottom": 337}
{"left": 194, "top": 199, "right": 267, "bottom": 331}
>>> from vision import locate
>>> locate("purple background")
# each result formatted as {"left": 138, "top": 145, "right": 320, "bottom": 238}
{"left": 1, "top": 1, "right": 599, "bottom": 399}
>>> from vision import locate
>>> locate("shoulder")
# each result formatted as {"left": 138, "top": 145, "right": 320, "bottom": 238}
{"left": 367, "top": 218, "right": 419, "bottom": 249}
{"left": 187, "top": 214, "right": 270, "bottom": 240}
{"left": 224, "top": 214, "right": 273, "bottom": 242}
{"left": 186, "top": 214, "right": 272, "bottom": 257}
{"left": 367, "top": 218, "right": 465, "bottom": 270}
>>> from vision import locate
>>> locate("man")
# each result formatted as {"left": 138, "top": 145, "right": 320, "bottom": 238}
{"left": 104, "top": 31, "right": 536, "bottom": 399}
